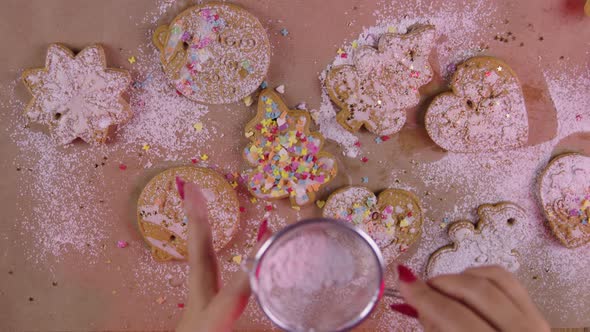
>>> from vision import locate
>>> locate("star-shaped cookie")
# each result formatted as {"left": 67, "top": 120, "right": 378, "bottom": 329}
{"left": 22, "top": 43, "right": 132, "bottom": 145}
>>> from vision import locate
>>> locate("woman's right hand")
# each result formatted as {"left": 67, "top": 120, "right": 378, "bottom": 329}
{"left": 391, "top": 265, "right": 550, "bottom": 332}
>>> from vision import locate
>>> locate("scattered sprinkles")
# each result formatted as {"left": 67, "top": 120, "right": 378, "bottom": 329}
{"left": 142, "top": 144, "right": 150, "bottom": 151}
{"left": 116, "top": 240, "right": 129, "bottom": 248}
{"left": 118, "top": 164, "right": 127, "bottom": 171}
{"left": 280, "top": 28, "right": 289, "bottom": 36}
{"left": 200, "top": 154, "right": 209, "bottom": 161}
{"left": 316, "top": 200, "right": 326, "bottom": 209}
{"left": 193, "top": 122, "right": 203, "bottom": 132}
{"left": 128, "top": 56, "right": 136, "bottom": 64}
{"left": 361, "top": 176, "right": 369, "bottom": 183}
{"left": 361, "top": 157, "right": 369, "bottom": 163}
{"left": 232, "top": 255, "right": 243, "bottom": 264}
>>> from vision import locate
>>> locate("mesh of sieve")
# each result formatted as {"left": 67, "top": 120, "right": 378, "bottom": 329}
{"left": 249, "top": 219, "right": 384, "bottom": 331}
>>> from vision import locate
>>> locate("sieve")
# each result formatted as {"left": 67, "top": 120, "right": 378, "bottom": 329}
{"left": 243, "top": 218, "right": 402, "bottom": 331}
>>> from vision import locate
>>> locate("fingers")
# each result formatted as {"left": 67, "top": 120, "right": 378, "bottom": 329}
{"left": 396, "top": 265, "right": 495, "bottom": 332}
{"left": 203, "top": 220, "right": 273, "bottom": 332}
{"left": 427, "top": 273, "right": 521, "bottom": 331}
{"left": 463, "top": 266, "right": 550, "bottom": 331}
{"left": 182, "top": 180, "right": 219, "bottom": 310}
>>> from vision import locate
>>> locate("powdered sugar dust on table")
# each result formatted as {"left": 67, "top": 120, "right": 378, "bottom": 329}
{"left": 0, "top": 0, "right": 589, "bottom": 331}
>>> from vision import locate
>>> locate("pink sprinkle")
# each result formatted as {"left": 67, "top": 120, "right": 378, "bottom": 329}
{"left": 381, "top": 135, "right": 390, "bottom": 141}
{"left": 239, "top": 206, "right": 246, "bottom": 213}
{"left": 575, "top": 114, "right": 582, "bottom": 121}
{"left": 177, "top": 303, "right": 185, "bottom": 308}
{"left": 265, "top": 205, "right": 273, "bottom": 211}
{"left": 341, "top": 53, "right": 348, "bottom": 59}
{"left": 118, "top": 164, "right": 127, "bottom": 170}
{"left": 117, "top": 241, "right": 128, "bottom": 248}
{"left": 191, "top": 158, "right": 198, "bottom": 164}
{"left": 361, "top": 157, "right": 369, "bottom": 163}
{"left": 485, "top": 71, "right": 491, "bottom": 77}
{"left": 354, "top": 141, "right": 361, "bottom": 147}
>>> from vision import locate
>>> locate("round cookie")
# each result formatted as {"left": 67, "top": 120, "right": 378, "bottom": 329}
{"left": 426, "top": 202, "right": 527, "bottom": 278}
{"left": 424, "top": 56, "right": 528, "bottom": 153}
{"left": 153, "top": 3, "right": 270, "bottom": 104}
{"left": 137, "top": 166, "right": 239, "bottom": 261}
{"left": 322, "top": 186, "right": 423, "bottom": 260}
{"left": 21, "top": 43, "right": 132, "bottom": 145}
{"left": 539, "top": 153, "right": 590, "bottom": 248}
{"left": 325, "top": 25, "right": 436, "bottom": 136}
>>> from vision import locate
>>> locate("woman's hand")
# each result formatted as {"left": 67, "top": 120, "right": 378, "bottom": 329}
{"left": 391, "top": 265, "right": 550, "bottom": 332}
{"left": 175, "top": 180, "right": 270, "bottom": 332}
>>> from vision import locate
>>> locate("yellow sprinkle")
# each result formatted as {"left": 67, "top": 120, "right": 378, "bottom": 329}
{"left": 200, "top": 154, "right": 209, "bottom": 161}
{"left": 142, "top": 144, "right": 150, "bottom": 151}
{"left": 292, "top": 206, "right": 301, "bottom": 211}
{"left": 245, "top": 131, "right": 254, "bottom": 138}
{"left": 250, "top": 197, "right": 258, "bottom": 203}
{"left": 399, "top": 218, "right": 410, "bottom": 227}
{"left": 193, "top": 122, "right": 203, "bottom": 132}
{"left": 336, "top": 48, "right": 345, "bottom": 55}
{"left": 232, "top": 255, "right": 242, "bottom": 265}
{"left": 387, "top": 26, "right": 397, "bottom": 33}
{"left": 230, "top": 181, "right": 238, "bottom": 189}
{"left": 128, "top": 56, "right": 136, "bottom": 64}
{"left": 352, "top": 40, "right": 358, "bottom": 49}
{"left": 316, "top": 200, "right": 326, "bottom": 208}
{"left": 582, "top": 200, "right": 590, "bottom": 209}
{"left": 243, "top": 95, "right": 254, "bottom": 106}
{"left": 440, "top": 223, "right": 447, "bottom": 229}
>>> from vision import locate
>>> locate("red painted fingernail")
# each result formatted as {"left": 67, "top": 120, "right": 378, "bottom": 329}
{"left": 398, "top": 264, "right": 417, "bottom": 283}
{"left": 175, "top": 176, "right": 185, "bottom": 200}
{"left": 256, "top": 219, "right": 269, "bottom": 242}
{"left": 390, "top": 303, "right": 419, "bottom": 318}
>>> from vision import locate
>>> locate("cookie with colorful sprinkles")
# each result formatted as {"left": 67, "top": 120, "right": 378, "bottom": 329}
{"left": 137, "top": 166, "right": 239, "bottom": 261}
{"left": 426, "top": 202, "right": 527, "bottom": 278}
{"left": 325, "top": 25, "right": 436, "bottom": 136}
{"left": 539, "top": 153, "right": 590, "bottom": 248}
{"left": 243, "top": 89, "right": 337, "bottom": 207}
{"left": 322, "top": 186, "right": 423, "bottom": 261}
{"left": 21, "top": 43, "right": 132, "bottom": 145}
{"left": 153, "top": 3, "right": 271, "bottom": 104}
{"left": 424, "top": 56, "right": 528, "bottom": 153}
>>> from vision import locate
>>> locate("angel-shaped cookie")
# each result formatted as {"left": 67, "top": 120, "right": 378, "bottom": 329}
{"left": 325, "top": 25, "right": 435, "bottom": 136}
{"left": 243, "top": 90, "right": 337, "bottom": 206}
{"left": 426, "top": 202, "right": 527, "bottom": 277}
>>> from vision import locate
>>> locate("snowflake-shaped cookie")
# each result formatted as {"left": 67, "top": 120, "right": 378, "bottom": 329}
{"left": 22, "top": 43, "right": 132, "bottom": 145}
{"left": 325, "top": 25, "right": 435, "bottom": 136}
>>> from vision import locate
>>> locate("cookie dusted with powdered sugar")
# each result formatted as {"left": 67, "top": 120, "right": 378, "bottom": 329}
{"left": 22, "top": 44, "right": 132, "bottom": 145}
{"left": 425, "top": 56, "right": 528, "bottom": 153}
{"left": 137, "top": 166, "right": 239, "bottom": 261}
{"left": 322, "top": 186, "right": 423, "bottom": 263}
{"left": 426, "top": 202, "right": 527, "bottom": 277}
{"left": 539, "top": 153, "right": 590, "bottom": 248}
{"left": 325, "top": 25, "right": 435, "bottom": 136}
{"left": 153, "top": 3, "right": 270, "bottom": 104}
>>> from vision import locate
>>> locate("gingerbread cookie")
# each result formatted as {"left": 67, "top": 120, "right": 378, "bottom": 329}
{"left": 21, "top": 44, "right": 132, "bottom": 145}
{"left": 243, "top": 89, "right": 337, "bottom": 206}
{"left": 425, "top": 56, "right": 528, "bottom": 153}
{"left": 153, "top": 3, "right": 270, "bottom": 104}
{"left": 426, "top": 202, "right": 527, "bottom": 277}
{"left": 539, "top": 153, "right": 590, "bottom": 248}
{"left": 322, "top": 186, "right": 423, "bottom": 257}
{"left": 325, "top": 25, "right": 435, "bottom": 136}
{"left": 137, "top": 166, "right": 239, "bottom": 261}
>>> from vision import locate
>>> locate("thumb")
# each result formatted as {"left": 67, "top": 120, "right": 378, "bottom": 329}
{"left": 202, "top": 220, "right": 273, "bottom": 331}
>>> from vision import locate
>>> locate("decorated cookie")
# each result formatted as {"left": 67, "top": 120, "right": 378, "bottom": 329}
{"left": 243, "top": 89, "right": 337, "bottom": 206}
{"left": 426, "top": 202, "right": 527, "bottom": 277}
{"left": 21, "top": 44, "right": 132, "bottom": 145}
{"left": 325, "top": 25, "right": 435, "bottom": 136}
{"left": 322, "top": 186, "right": 423, "bottom": 257}
{"left": 539, "top": 153, "right": 590, "bottom": 248}
{"left": 425, "top": 56, "right": 528, "bottom": 153}
{"left": 137, "top": 166, "right": 239, "bottom": 261}
{"left": 153, "top": 3, "right": 270, "bottom": 104}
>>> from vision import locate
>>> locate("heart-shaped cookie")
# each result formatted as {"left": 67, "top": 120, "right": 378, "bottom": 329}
{"left": 426, "top": 202, "right": 527, "bottom": 277}
{"left": 137, "top": 166, "right": 239, "bottom": 261}
{"left": 322, "top": 186, "right": 423, "bottom": 260}
{"left": 325, "top": 25, "right": 435, "bottom": 136}
{"left": 539, "top": 153, "right": 590, "bottom": 248}
{"left": 425, "top": 56, "right": 528, "bottom": 153}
